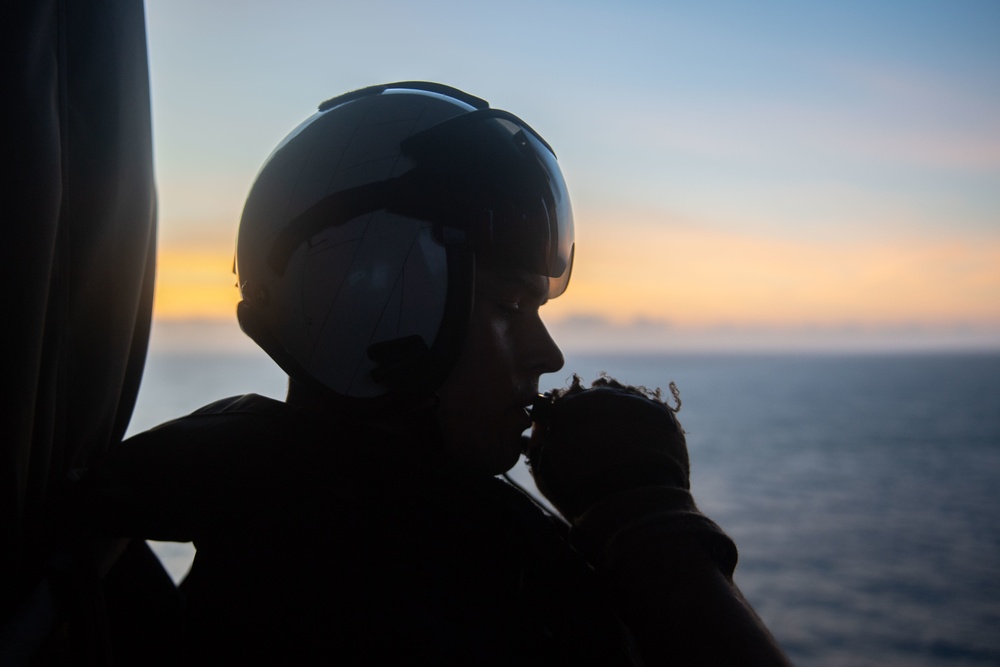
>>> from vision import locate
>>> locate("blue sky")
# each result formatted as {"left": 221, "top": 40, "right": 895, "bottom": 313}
{"left": 144, "top": 0, "right": 1000, "bottom": 352}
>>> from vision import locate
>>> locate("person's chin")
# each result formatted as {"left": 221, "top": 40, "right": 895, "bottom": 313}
{"left": 483, "top": 434, "right": 524, "bottom": 476}
{"left": 443, "top": 431, "right": 521, "bottom": 476}
{"left": 498, "top": 441, "right": 524, "bottom": 474}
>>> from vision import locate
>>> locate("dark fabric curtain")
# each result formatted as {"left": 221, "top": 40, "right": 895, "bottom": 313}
{"left": 2, "top": 0, "right": 156, "bottom": 626}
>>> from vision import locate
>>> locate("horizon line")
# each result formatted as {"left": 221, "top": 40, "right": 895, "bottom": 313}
{"left": 143, "top": 317, "right": 1000, "bottom": 356}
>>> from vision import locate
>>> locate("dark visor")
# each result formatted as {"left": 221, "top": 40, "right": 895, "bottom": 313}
{"left": 268, "top": 106, "right": 574, "bottom": 298}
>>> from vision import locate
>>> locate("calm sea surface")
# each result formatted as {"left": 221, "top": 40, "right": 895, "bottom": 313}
{"left": 129, "top": 351, "right": 1000, "bottom": 667}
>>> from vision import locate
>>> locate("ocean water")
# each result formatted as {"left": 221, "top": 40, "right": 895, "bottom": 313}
{"left": 128, "top": 350, "right": 1000, "bottom": 666}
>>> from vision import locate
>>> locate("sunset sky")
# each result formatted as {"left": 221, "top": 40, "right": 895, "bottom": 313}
{"left": 144, "top": 0, "right": 1000, "bottom": 352}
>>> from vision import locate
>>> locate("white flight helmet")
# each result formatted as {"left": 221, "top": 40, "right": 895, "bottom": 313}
{"left": 236, "top": 82, "right": 574, "bottom": 403}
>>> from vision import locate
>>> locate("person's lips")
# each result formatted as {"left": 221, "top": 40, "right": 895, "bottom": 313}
{"left": 513, "top": 395, "right": 536, "bottom": 431}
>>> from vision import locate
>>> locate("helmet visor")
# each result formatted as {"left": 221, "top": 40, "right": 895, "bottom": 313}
{"left": 399, "top": 109, "right": 574, "bottom": 298}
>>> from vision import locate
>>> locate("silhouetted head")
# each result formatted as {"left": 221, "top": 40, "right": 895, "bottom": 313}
{"left": 235, "top": 82, "right": 573, "bottom": 471}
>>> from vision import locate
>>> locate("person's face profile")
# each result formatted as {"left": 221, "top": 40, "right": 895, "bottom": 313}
{"left": 436, "top": 260, "right": 564, "bottom": 475}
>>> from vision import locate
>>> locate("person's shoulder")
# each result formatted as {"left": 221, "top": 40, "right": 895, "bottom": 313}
{"left": 128, "top": 394, "right": 295, "bottom": 446}
{"left": 188, "top": 393, "right": 288, "bottom": 417}
{"left": 108, "top": 394, "right": 306, "bottom": 492}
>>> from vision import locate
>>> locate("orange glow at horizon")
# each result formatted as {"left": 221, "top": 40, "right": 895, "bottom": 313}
{"left": 152, "top": 247, "right": 240, "bottom": 320}
{"left": 152, "top": 224, "right": 1000, "bottom": 331}
{"left": 542, "top": 218, "right": 1000, "bottom": 329}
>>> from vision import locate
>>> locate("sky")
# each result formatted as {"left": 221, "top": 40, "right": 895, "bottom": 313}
{"left": 144, "top": 0, "right": 1000, "bottom": 353}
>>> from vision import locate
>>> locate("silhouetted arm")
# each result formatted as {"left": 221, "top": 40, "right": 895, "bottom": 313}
{"left": 571, "top": 487, "right": 791, "bottom": 665}
{"left": 528, "top": 381, "right": 791, "bottom": 665}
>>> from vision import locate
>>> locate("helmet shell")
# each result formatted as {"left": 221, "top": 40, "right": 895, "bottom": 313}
{"left": 236, "top": 83, "right": 573, "bottom": 400}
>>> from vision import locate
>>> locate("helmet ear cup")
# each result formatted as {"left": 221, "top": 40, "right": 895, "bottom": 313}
{"left": 237, "top": 244, "right": 474, "bottom": 405}
{"left": 286, "top": 212, "right": 450, "bottom": 398}
{"left": 363, "top": 242, "right": 475, "bottom": 397}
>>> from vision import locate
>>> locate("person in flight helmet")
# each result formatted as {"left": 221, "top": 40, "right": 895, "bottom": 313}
{"left": 233, "top": 81, "right": 574, "bottom": 476}
{"left": 79, "top": 82, "right": 789, "bottom": 664}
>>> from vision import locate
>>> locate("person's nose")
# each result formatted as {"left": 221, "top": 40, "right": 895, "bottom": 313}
{"left": 529, "top": 315, "right": 564, "bottom": 376}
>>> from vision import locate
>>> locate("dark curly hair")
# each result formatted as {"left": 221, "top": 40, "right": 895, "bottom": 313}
{"left": 552, "top": 372, "right": 683, "bottom": 419}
